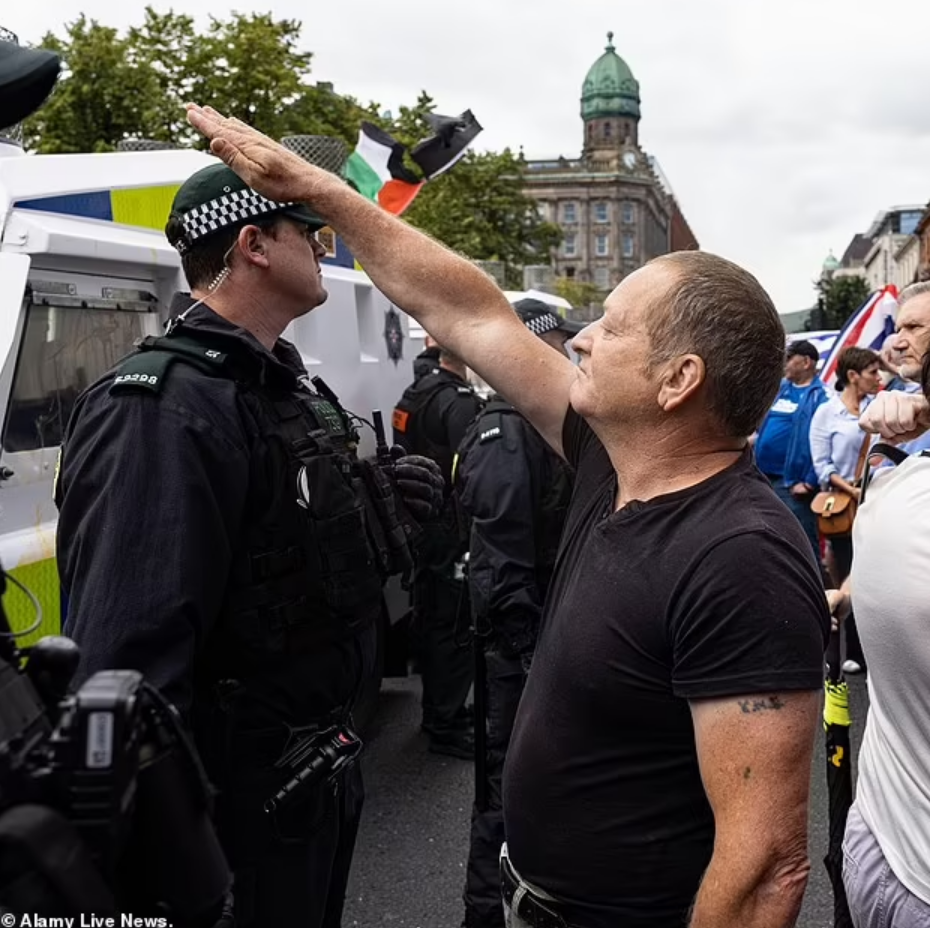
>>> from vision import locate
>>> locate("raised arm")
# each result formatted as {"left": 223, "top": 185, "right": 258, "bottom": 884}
{"left": 185, "top": 105, "right": 576, "bottom": 454}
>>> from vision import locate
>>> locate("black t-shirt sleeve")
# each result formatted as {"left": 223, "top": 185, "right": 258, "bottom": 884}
{"left": 670, "top": 529, "right": 829, "bottom": 699}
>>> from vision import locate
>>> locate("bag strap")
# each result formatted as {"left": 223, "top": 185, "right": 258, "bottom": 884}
{"left": 860, "top": 441, "right": 911, "bottom": 505}
{"left": 853, "top": 430, "right": 872, "bottom": 483}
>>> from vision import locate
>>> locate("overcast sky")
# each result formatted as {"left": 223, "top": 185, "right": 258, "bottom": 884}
{"left": 7, "top": 0, "right": 930, "bottom": 316}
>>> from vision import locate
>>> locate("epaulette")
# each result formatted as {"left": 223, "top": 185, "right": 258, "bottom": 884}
{"left": 109, "top": 335, "right": 232, "bottom": 396}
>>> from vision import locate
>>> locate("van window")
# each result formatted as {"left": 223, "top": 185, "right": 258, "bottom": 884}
{"left": 3, "top": 303, "right": 156, "bottom": 452}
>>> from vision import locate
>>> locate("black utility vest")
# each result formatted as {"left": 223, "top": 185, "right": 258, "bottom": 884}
{"left": 109, "top": 331, "right": 384, "bottom": 677}
{"left": 392, "top": 369, "right": 473, "bottom": 488}
{"left": 456, "top": 399, "right": 574, "bottom": 577}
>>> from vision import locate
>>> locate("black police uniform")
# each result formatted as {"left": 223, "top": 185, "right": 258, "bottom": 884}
{"left": 454, "top": 397, "right": 573, "bottom": 928}
{"left": 392, "top": 366, "right": 484, "bottom": 753}
{"left": 56, "top": 296, "right": 422, "bottom": 928}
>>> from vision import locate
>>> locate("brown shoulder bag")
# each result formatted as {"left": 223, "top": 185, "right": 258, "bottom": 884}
{"left": 809, "top": 431, "right": 871, "bottom": 537}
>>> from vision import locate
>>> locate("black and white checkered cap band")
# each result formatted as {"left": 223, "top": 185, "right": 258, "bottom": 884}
{"left": 523, "top": 312, "right": 563, "bottom": 336}
{"left": 179, "top": 189, "right": 299, "bottom": 249}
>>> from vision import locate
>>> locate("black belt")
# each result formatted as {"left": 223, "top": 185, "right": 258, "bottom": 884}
{"left": 500, "top": 854, "right": 568, "bottom": 928}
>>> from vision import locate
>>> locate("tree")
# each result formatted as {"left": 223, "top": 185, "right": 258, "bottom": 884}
{"left": 22, "top": 16, "right": 168, "bottom": 152}
{"left": 553, "top": 277, "right": 603, "bottom": 311}
{"left": 183, "top": 12, "right": 313, "bottom": 147}
{"left": 23, "top": 8, "right": 318, "bottom": 152}
{"left": 814, "top": 275, "right": 871, "bottom": 330}
{"left": 402, "top": 149, "right": 562, "bottom": 287}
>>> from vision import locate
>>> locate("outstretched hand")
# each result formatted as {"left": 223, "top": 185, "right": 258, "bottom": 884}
{"left": 185, "top": 104, "right": 336, "bottom": 206}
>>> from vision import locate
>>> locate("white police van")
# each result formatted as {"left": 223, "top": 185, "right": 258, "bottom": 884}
{"left": 0, "top": 142, "right": 422, "bottom": 702}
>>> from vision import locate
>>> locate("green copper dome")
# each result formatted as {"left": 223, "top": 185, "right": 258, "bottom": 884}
{"left": 581, "top": 32, "right": 641, "bottom": 121}
{"left": 822, "top": 250, "right": 840, "bottom": 273}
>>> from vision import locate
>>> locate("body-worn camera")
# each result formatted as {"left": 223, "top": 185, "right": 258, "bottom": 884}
{"left": 0, "top": 575, "right": 232, "bottom": 925}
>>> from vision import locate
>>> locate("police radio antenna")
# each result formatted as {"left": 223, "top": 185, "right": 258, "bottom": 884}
{"left": 372, "top": 411, "right": 392, "bottom": 468}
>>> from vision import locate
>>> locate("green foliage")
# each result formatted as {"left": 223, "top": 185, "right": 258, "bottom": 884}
{"left": 813, "top": 275, "right": 871, "bottom": 330}
{"left": 553, "top": 277, "right": 603, "bottom": 310}
{"left": 23, "top": 16, "right": 166, "bottom": 153}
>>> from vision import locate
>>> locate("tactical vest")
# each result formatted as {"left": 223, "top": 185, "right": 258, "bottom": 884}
{"left": 391, "top": 371, "right": 477, "bottom": 489}
{"left": 107, "top": 331, "right": 392, "bottom": 675}
{"left": 455, "top": 399, "right": 573, "bottom": 580}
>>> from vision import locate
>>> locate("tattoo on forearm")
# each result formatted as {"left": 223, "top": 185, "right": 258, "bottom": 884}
{"left": 738, "top": 696, "right": 785, "bottom": 714}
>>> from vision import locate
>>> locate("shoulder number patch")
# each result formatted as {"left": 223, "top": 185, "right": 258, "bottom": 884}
{"left": 479, "top": 425, "right": 501, "bottom": 443}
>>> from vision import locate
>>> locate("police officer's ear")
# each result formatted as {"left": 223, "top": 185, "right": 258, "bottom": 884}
{"left": 237, "top": 224, "right": 272, "bottom": 269}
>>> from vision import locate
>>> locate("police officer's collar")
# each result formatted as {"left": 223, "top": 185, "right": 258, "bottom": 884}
{"left": 165, "top": 293, "right": 305, "bottom": 386}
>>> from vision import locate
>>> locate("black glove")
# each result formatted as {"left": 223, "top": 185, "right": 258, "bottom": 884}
{"left": 390, "top": 445, "right": 444, "bottom": 522}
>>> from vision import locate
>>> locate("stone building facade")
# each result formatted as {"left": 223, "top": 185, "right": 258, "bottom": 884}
{"left": 522, "top": 34, "right": 698, "bottom": 296}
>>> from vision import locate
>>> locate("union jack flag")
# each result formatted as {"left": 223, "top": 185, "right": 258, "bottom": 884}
{"left": 818, "top": 284, "right": 898, "bottom": 388}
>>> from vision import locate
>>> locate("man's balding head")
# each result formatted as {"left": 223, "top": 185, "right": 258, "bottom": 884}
{"left": 644, "top": 252, "right": 784, "bottom": 437}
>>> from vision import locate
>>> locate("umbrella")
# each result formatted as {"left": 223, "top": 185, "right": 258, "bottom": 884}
{"left": 823, "top": 628, "right": 853, "bottom": 928}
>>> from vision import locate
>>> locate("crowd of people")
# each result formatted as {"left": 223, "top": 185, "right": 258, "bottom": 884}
{"left": 49, "top": 99, "right": 930, "bottom": 928}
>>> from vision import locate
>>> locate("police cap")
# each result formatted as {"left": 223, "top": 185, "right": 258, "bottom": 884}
{"left": 166, "top": 163, "right": 326, "bottom": 254}
{"left": 512, "top": 298, "right": 584, "bottom": 337}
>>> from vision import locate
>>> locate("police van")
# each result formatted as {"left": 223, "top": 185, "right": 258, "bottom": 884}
{"left": 0, "top": 141, "right": 422, "bottom": 705}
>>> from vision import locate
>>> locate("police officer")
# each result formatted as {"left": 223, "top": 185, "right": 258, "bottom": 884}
{"left": 54, "top": 163, "right": 443, "bottom": 928}
{"left": 412, "top": 333, "right": 441, "bottom": 382}
{"left": 392, "top": 342, "right": 484, "bottom": 757}
{"left": 455, "top": 299, "right": 577, "bottom": 928}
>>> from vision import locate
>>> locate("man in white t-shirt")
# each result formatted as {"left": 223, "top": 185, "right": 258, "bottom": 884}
{"left": 829, "top": 279, "right": 930, "bottom": 927}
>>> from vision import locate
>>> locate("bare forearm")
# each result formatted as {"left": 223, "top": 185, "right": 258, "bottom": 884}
{"left": 298, "top": 170, "right": 508, "bottom": 342}
{"left": 689, "top": 854, "right": 809, "bottom": 928}
{"left": 829, "top": 473, "right": 857, "bottom": 495}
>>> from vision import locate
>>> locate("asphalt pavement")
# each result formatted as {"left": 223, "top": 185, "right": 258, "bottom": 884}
{"left": 343, "top": 672, "right": 870, "bottom": 928}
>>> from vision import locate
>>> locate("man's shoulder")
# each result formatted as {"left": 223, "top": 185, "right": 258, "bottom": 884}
{"left": 68, "top": 345, "right": 248, "bottom": 449}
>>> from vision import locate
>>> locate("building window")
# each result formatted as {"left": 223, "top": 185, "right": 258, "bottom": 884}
{"left": 622, "top": 202, "right": 635, "bottom": 224}
{"left": 623, "top": 233, "right": 635, "bottom": 258}
{"left": 594, "top": 202, "right": 609, "bottom": 224}
{"left": 594, "top": 267, "right": 611, "bottom": 289}
{"left": 562, "top": 202, "right": 577, "bottom": 223}
{"left": 595, "top": 234, "right": 609, "bottom": 257}
{"left": 604, "top": 121, "right": 612, "bottom": 138}
{"left": 564, "top": 233, "right": 577, "bottom": 257}
{"left": 565, "top": 266, "right": 576, "bottom": 279}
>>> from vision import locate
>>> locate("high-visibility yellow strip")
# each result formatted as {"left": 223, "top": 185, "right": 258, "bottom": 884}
{"left": 4, "top": 557, "right": 61, "bottom": 647}
{"left": 823, "top": 680, "right": 851, "bottom": 728}
{"left": 111, "top": 185, "right": 181, "bottom": 231}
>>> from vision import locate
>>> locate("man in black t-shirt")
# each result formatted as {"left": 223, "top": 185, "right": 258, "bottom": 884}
{"left": 181, "top": 112, "right": 832, "bottom": 928}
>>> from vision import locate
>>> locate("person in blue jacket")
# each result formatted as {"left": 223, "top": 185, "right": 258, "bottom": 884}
{"left": 753, "top": 340, "right": 828, "bottom": 561}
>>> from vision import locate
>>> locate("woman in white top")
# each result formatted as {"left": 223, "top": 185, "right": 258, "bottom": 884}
{"left": 809, "top": 346, "right": 881, "bottom": 672}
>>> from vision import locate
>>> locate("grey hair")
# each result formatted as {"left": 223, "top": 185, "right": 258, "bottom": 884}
{"left": 899, "top": 280, "right": 930, "bottom": 308}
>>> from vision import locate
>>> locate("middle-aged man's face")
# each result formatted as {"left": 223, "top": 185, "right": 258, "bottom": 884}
{"left": 569, "top": 262, "right": 676, "bottom": 427}
{"left": 784, "top": 353, "right": 814, "bottom": 384}
{"left": 892, "top": 292, "right": 930, "bottom": 381}
{"left": 264, "top": 218, "right": 329, "bottom": 314}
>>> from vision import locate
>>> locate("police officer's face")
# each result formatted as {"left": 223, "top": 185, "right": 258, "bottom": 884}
{"left": 271, "top": 219, "right": 329, "bottom": 313}
{"left": 569, "top": 264, "right": 673, "bottom": 427}
{"left": 538, "top": 329, "right": 571, "bottom": 357}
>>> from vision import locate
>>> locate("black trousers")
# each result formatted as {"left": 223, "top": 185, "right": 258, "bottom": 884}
{"left": 214, "top": 745, "right": 364, "bottom": 928}
{"left": 414, "top": 568, "right": 473, "bottom": 738}
{"left": 463, "top": 648, "right": 527, "bottom": 928}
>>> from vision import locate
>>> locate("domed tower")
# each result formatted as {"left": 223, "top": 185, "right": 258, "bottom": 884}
{"left": 581, "top": 32, "right": 641, "bottom": 154}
